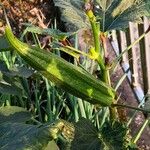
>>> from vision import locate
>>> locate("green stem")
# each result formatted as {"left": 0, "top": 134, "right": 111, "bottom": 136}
{"left": 87, "top": 13, "right": 106, "bottom": 82}
{"left": 91, "top": 22, "right": 101, "bottom": 53}
{"left": 34, "top": 80, "right": 42, "bottom": 122}
{"left": 112, "top": 103, "right": 150, "bottom": 114}
{"left": 127, "top": 100, "right": 145, "bottom": 127}
{"left": 100, "top": 107, "right": 109, "bottom": 127}
{"left": 5, "top": 95, "right": 11, "bottom": 106}
{"left": 96, "top": 56, "right": 107, "bottom": 82}
{"left": 78, "top": 98, "right": 87, "bottom": 118}
{"left": 45, "top": 78, "right": 52, "bottom": 122}
{"left": 132, "top": 118, "right": 149, "bottom": 144}
{"left": 113, "top": 26, "right": 150, "bottom": 68}
{"left": 86, "top": 9, "right": 105, "bottom": 72}
{"left": 85, "top": 4, "right": 117, "bottom": 120}
{"left": 65, "top": 46, "right": 91, "bottom": 58}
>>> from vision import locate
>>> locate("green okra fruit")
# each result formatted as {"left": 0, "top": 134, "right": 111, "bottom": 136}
{"left": 5, "top": 26, "right": 115, "bottom": 106}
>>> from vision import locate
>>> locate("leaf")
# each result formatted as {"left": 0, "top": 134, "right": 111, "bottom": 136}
{"left": 0, "top": 71, "right": 24, "bottom": 96}
{"left": 0, "top": 120, "right": 65, "bottom": 150}
{"left": 0, "top": 82, "right": 23, "bottom": 96}
{"left": 96, "top": 0, "right": 150, "bottom": 31}
{"left": 53, "top": 0, "right": 150, "bottom": 32}
{"left": 101, "top": 121, "right": 131, "bottom": 150}
{"left": 0, "top": 60, "right": 9, "bottom": 72}
{"left": 71, "top": 118, "right": 104, "bottom": 150}
{"left": 0, "top": 123, "right": 52, "bottom": 150}
{"left": 23, "top": 25, "right": 76, "bottom": 40}
{"left": 8, "top": 66, "right": 34, "bottom": 78}
{"left": 52, "top": 42, "right": 81, "bottom": 59}
{"left": 53, "top": 0, "right": 90, "bottom": 31}
{"left": 0, "top": 60, "right": 33, "bottom": 96}
{"left": 0, "top": 60, "right": 34, "bottom": 78}
{"left": 70, "top": 118, "right": 135, "bottom": 150}
{"left": 44, "top": 141, "right": 59, "bottom": 150}
{"left": 0, "top": 106, "right": 31, "bottom": 124}
{"left": 0, "top": 36, "right": 11, "bottom": 51}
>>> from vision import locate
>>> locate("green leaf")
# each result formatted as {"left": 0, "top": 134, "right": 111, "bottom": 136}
{"left": 0, "top": 123, "right": 52, "bottom": 150}
{"left": 44, "top": 141, "right": 59, "bottom": 150}
{"left": 0, "top": 71, "right": 24, "bottom": 96}
{"left": 54, "top": 0, "right": 150, "bottom": 32}
{"left": 0, "top": 36, "right": 12, "bottom": 51}
{"left": 96, "top": 0, "right": 150, "bottom": 31}
{"left": 23, "top": 25, "right": 76, "bottom": 40}
{"left": 0, "top": 82, "right": 23, "bottom": 96}
{"left": 71, "top": 118, "right": 104, "bottom": 150}
{"left": 53, "top": 0, "right": 90, "bottom": 31}
{"left": 0, "top": 60, "right": 9, "bottom": 72}
{"left": 70, "top": 118, "right": 136, "bottom": 150}
{"left": 101, "top": 121, "right": 131, "bottom": 150}
{"left": 0, "top": 106, "right": 31, "bottom": 124}
{"left": 7, "top": 66, "right": 34, "bottom": 78}
{"left": 0, "top": 60, "right": 34, "bottom": 78}
{"left": 0, "top": 60, "right": 33, "bottom": 95}
{"left": 0, "top": 120, "right": 65, "bottom": 150}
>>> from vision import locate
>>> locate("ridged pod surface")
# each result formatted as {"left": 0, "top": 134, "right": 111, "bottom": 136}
{"left": 5, "top": 26, "right": 115, "bottom": 106}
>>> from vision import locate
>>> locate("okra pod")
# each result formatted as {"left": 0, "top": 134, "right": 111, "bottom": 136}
{"left": 5, "top": 26, "right": 115, "bottom": 106}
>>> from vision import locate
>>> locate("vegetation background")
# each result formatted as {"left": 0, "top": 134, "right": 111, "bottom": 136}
{"left": 0, "top": 0, "right": 150, "bottom": 149}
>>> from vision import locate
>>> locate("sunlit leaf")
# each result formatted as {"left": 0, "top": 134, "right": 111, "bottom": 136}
{"left": 54, "top": 0, "right": 150, "bottom": 32}
{"left": 96, "top": 0, "right": 150, "bottom": 31}
{"left": 53, "top": 0, "right": 90, "bottom": 31}
{"left": 44, "top": 140, "right": 59, "bottom": 150}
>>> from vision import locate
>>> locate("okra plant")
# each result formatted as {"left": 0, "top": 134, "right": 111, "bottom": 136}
{"left": 1, "top": 0, "right": 150, "bottom": 149}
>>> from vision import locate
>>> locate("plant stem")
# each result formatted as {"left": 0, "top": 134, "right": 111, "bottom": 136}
{"left": 96, "top": 56, "right": 108, "bottom": 82}
{"left": 100, "top": 34, "right": 117, "bottom": 120}
{"left": 91, "top": 21, "right": 101, "bottom": 54}
{"left": 34, "top": 79, "right": 42, "bottom": 122}
{"left": 112, "top": 103, "right": 150, "bottom": 114}
{"left": 86, "top": 9, "right": 105, "bottom": 73}
{"left": 86, "top": 5, "right": 117, "bottom": 120}
{"left": 100, "top": 107, "right": 109, "bottom": 127}
{"left": 45, "top": 78, "right": 52, "bottom": 122}
{"left": 113, "top": 25, "right": 150, "bottom": 67}
{"left": 132, "top": 118, "right": 149, "bottom": 144}
{"left": 78, "top": 98, "right": 87, "bottom": 118}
